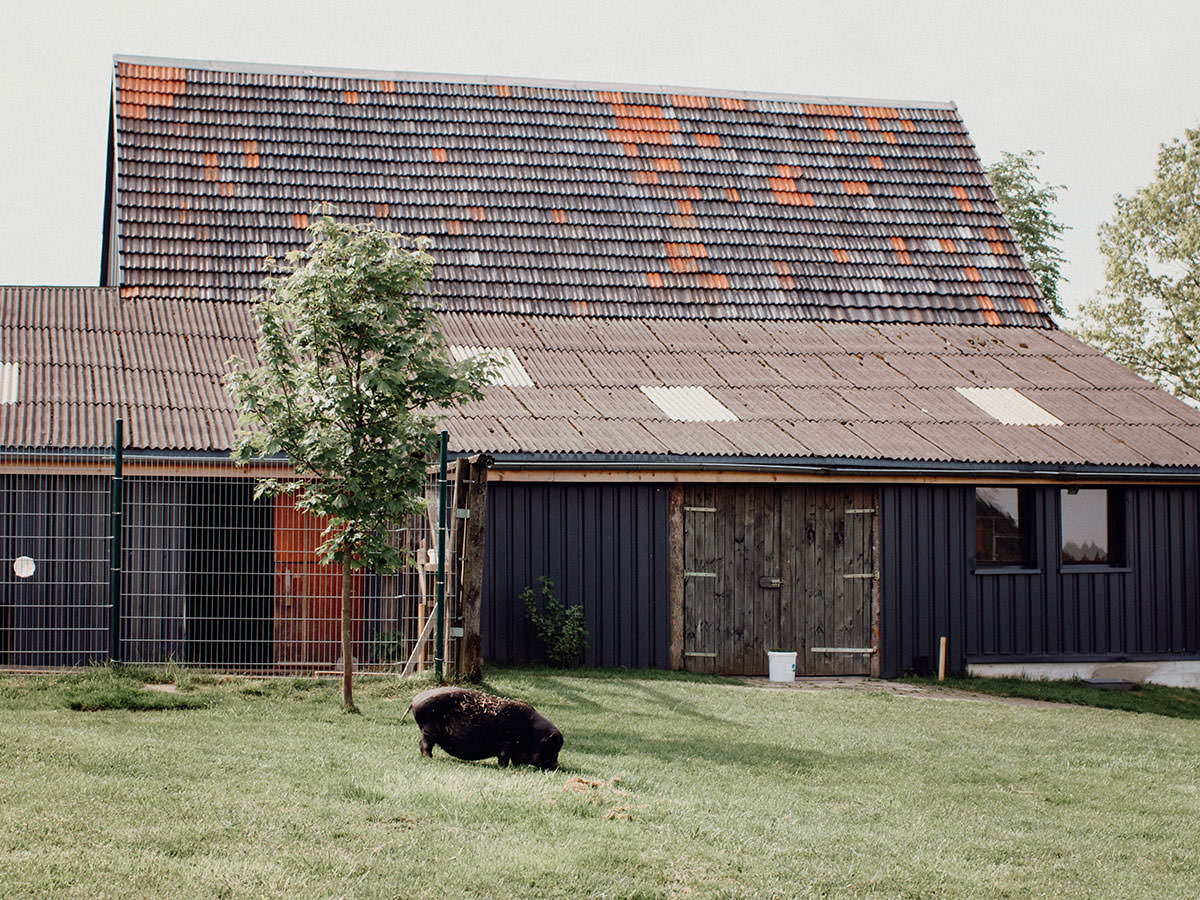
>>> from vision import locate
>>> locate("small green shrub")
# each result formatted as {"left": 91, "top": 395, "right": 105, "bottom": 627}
{"left": 521, "top": 575, "right": 587, "bottom": 668}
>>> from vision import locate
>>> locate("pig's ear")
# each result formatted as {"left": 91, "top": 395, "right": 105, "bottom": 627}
{"left": 543, "top": 731, "right": 563, "bottom": 752}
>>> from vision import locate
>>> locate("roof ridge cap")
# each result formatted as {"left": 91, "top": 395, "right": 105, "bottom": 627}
{"left": 111, "top": 53, "right": 959, "bottom": 111}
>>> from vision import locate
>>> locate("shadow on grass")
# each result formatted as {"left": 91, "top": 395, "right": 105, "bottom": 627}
{"left": 564, "top": 726, "right": 853, "bottom": 777}
{"left": 905, "top": 675, "right": 1200, "bottom": 720}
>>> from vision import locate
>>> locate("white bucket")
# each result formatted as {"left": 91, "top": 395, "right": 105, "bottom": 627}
{"left": 767, "top": 650, "right": 797, "bottom": 682}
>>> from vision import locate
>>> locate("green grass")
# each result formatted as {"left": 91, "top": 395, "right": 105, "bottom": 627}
{"left": 1, "top": 667, "right": 1198, "bottom": 899}
{"left": 905, "top": 674, "right": 1200, "bottom": 719}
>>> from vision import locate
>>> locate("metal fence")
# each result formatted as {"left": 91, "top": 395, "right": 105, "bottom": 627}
{"left": 0, "top": 429, "right": 474, "bottom": 675}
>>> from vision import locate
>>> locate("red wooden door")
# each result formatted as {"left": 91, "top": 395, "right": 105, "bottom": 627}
{"left": 273, "top": 494, "right": 363, "bottom": 668}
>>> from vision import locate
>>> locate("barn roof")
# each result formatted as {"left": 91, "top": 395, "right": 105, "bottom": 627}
{"left": 6, "top": 286, "right": 1200, "bottom": 473}
{"left": 0, "top": 56, "right": 1179, "bottom": 473}
{"left": 107, "top": 56, "right": 1049, "bottom": 328}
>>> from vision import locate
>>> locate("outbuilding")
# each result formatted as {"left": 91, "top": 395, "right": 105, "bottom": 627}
{"left": 4, "top": 56, "right": 1198, "bottom": 681}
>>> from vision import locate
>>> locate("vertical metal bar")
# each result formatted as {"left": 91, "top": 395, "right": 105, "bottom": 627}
{"left": 435, "top": 431, "right": 449, "bottom": 681}
{"left": 109, "top": 418, "right": 124, "bottom": 663}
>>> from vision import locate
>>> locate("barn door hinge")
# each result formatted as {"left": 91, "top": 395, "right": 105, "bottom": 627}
{"left": 684, "top": 506, "right": 717, "bottom": 513}
{"left": 684, "top": 571, "right": 717, "bottom": 579}
{"left": 845, "top": 508, "right": 876, "bottom": 515}
{"left": 810, "top": 646, "right": 877, "bottom": 655}
{"left": 843, "top": 572, "right": 879, "bottom": 580}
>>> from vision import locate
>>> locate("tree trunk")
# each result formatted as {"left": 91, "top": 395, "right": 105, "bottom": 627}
{"left": 341, "top": 550, "right": 355, "bottom": 711}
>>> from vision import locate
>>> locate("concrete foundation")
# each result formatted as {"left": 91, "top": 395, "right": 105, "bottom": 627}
{"left": 968, "top": 660, "right": 1200, "bottom": 689}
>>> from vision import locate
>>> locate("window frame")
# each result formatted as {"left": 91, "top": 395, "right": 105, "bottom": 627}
{"left": 973, "top": 485, "right": 1038, "bottom": 573}
{"left": 1059, "top": 487, "right": 1128, "bottom": 571}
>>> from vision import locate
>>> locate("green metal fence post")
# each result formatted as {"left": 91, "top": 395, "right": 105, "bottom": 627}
{"left": 109, "top": 418, "right": 124, "bottom": 663}
{"left": 434, "top": 430, "right": 449, "bottom": 681}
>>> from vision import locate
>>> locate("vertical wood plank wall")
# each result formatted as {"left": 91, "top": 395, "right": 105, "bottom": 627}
{"left": 483, "top": 482, "right": 670, "bottom": 668}
{"left": 879, "top": 484, "right": 1200, "bottom": 677}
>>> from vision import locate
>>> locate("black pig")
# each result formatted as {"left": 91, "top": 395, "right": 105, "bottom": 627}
{"left": 403, "top": 686, "right": 563, "bottom": 770}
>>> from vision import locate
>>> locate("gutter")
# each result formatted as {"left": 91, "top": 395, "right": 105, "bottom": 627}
{"left": 483, "top": 454, "right": 1200, "bottom": 484}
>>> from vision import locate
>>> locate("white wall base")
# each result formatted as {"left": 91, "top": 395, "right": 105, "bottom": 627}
{"left": 968, "top": 660, "right": 1200, "bottom": 690}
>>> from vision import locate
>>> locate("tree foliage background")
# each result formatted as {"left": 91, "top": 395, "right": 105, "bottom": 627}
{"left": 1076, "top": 127, "right": 1200, "bottom": 402}
{"left": 986, "top": 150, "right": 1070, "bottom": 318}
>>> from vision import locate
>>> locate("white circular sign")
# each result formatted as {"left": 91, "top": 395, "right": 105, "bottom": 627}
{"left": 13, "top": 556, "right": 35, "bottom": 578}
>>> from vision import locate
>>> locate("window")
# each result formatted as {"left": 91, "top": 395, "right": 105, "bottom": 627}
{"left": 975, "top": 487, "right": 1035, "bottom": 568}
{"left": 1061, "top": 488, "right": 1125, "bottom": 566}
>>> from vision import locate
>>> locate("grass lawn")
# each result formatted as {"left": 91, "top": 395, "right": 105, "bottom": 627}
{"left": 902, "top": 674, "right": 1200, "bottom": 720}
{"left": 1, "top": 668, "right": 1198, "bottom": 900}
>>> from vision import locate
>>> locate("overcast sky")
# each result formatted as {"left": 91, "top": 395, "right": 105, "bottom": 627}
{"left": 3, "top": 0, "right": 1198, "bottom": 321}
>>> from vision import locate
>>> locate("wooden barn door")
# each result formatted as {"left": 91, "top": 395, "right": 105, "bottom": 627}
{"left": 680, "top": 485, "right": 876, "bottom": 676}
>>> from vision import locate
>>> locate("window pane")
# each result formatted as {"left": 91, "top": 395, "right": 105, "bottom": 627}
{"left": 976, "top": 487, "right": 1029, "bottom": 565}
{"left": 1061, "top": 489, "right": 1110, "bottom": 564}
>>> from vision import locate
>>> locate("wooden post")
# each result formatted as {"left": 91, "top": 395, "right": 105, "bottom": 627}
{"left": 668, "top": 486, "right": 684, "bottom": 670}
{"left": 444, "top": 458, "right": 468, "bottom": 673}
{"left": 459, "top": 455, "right": 491, "bottom": 682}
{"left": 938, "top": 635, "right": 948, "bottom": 682}
{"left": 870, "top": 488, "right": 882, "bottom": 679}
{"left": 434, "top": 432, "right": 448, "bottom": 681}
{"left": 415, "top": 544, "right": 430, "bottom": 671}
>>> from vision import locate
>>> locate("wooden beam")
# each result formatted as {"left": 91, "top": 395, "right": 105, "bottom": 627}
{"left": 870, "top": 487, "right": 882, "bottom": 679}
{"left": 667, "top": 486, "right": 684, "bottom": 671}
{"left": 458, "top": 455, "right": 491, "bottom": 681}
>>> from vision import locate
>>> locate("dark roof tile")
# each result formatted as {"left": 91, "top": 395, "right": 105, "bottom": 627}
{"left": 110, "top": 57, "right": 1054, "bottom": 326}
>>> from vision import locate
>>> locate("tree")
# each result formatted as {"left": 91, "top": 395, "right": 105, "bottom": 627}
{"left": 1076, "top": 126, "right": 1200, "bottom": 402}
{"left": 986, "top": 150, "right": 1070, "bottom": 318}
{"left": 227, "top": 215, "right": 492, "bottom": 710}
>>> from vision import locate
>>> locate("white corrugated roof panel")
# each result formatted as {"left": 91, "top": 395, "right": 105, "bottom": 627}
{"left": 449, "top": 345, "right": 534, "bottom": 387}
{"left": 955, "top": 387, "right": 1064, "bottom": 426}
{"left": 0, "top": 363, "right": 19, "bottom": 404}
{"left": 639, "top": 385, "right": 737, "bottom": 422}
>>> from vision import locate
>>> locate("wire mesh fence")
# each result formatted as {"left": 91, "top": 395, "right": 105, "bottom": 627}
{"left": 0, "top": 440, "right": 468, "bottom": 675}
{"left": 0, "top": 454, "right": 112, "bottom": 667}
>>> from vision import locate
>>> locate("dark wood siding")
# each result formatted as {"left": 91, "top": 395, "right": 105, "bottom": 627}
{"left": 122, "top": 476, "right": 186, "bottom": 662}
{"left": 483, "top": 482, "right": 670, "bottom": 668}
{"left": 182, "top": 478, "right": 273, "bottom": 667}
{"left": 879, "top": 484, "right": 1200, "bottom": 677}
{"left": 0, "top": 474, "right": 110, "bottom": 666}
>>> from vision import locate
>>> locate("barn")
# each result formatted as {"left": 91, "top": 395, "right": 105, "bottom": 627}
{"left": 3, "top": 55, "right": 1199, "bottom": 680}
